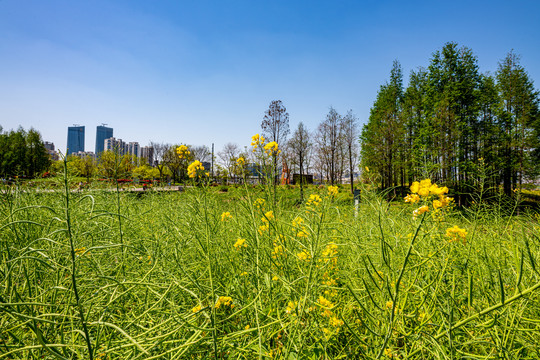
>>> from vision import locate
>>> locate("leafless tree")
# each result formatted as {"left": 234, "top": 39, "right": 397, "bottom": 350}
{"left": 315, "top": 107, "right": 343, "bottom": 185}
{"left": 262, "top": 100, "right": 290, "bottom": 184}
{"left": 150, "top": 141, "right": 169, "bottom": 183}
{"left": 288, "top": 122, "right": 312, "bottom": 201}
{"left": 342, "top": 110, "right": 359, "bottom": 193}
{"left": 191, "top": 145, "right": 211, "bottom": 162}
{"left": 218, "top": 142, "right": 240, "bottom": 184}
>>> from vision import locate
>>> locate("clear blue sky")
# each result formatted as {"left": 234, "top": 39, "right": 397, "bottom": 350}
{"left": 1, "top": 0, "right": 539, "bottom": 154}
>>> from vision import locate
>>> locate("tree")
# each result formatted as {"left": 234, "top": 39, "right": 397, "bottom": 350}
{"left": 496, "top": 51, "right": 540, "bottom": 194}
{"left": 316, "top": 107, "right": 344, "bottom": 185}
{"left": 150, "top": 142, "right": 168, "bottom": 183}
{"left": 218, "top": 143, "right": 240, "bottom": 184}
{"left": 191, "top": 145, "right": 211, "bottom": 163}
{"left": 288, "top": 122, "right": 311, "bottom": 201}
{"left": 262, "top": 100, "right": 290, "bottom": 184}
{"left": 342, "top": 110, "right": 359, "bottom": 194}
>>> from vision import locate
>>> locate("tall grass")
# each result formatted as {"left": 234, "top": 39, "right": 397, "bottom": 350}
{"left": 1, "top": 176, "right": 539, "bottom": 358}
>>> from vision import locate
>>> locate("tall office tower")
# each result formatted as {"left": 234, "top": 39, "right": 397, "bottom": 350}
{"left": 67, "top": 126, "right": 85, "bottom": 155}
{"left": 128, "top": 142, "right": 140, "bottom": 157}
{"left": 95, "top": 125, "right": 113, "bottom": 154}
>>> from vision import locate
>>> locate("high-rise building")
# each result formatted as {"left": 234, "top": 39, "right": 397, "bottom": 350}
{"left": 128, "top": 142, "right": 140, "bottom": 158}
{"left": 104, "top": 137, "right": 126, "bottom": 154}
{"left": 67, "top": 126, "right": 85, "bottom": 155}
{"left": 95, "top": 125, "right": 113, "bottom": 154}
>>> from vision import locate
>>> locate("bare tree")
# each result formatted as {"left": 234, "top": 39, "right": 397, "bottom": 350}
{"left": 150, "top": 141, "right": 168, "bottom": 183}
{"left": 191, "top": 145, "right": 211, "bottom": 162}
{"left": 288, "top": 122, "right": 312, "bottom": 201}
{"left": 262, "top": 100, "right": 290, "bottom": 184}
{"left": 218, "top": 142, "right": 240, "bottom": 184}
{"left": 342, "top": 110, "right": 359, "bottom": 193}
{"left": 315, "top": 107, "right": 343, "bottom": 185}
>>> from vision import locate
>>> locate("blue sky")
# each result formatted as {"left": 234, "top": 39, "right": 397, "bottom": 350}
{"left": 1, "top": 0, "right": 539, "bottom": 154}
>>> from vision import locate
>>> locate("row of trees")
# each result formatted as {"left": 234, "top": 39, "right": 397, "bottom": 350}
{"left": 0, "top": 126, "right": 50, "bottom": 178}
{"left": 361, "top": 42, "right": 540, "bottom": 197}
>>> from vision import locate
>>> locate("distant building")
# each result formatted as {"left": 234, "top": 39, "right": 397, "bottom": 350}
{"left": 104, "top": 137, "right": 126, "bottom": 155}
{"left": 67, "top": 126, "right": 85, "bottom": 155}
{"left": 128, "top": 142, "right": 140, "bottom": 158}
{"left": 140, "top": 146, "right": 154, "bottom": 166}
{"left": 44, "top": 141, "right": 59, "bottom": 161}
{"left": 95, "top": 125, "right": 113, "bottom": 154}
{"left": 73, "top": 151, "right": 96, "bottom": 159}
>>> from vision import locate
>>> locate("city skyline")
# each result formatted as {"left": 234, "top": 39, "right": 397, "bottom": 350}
{"left": 1, "top": 1, "right": 539, "bottom": 153}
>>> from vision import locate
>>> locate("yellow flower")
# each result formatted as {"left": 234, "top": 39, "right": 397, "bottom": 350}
{"left": 410, "top": 181, "right": 420, "bottom": 194}
{"left": 412, "top": 205, "right": 429, "bottom": 219}
{"left": 365, "top": 166, "right": 370, "bottom": 172}
{"left": 192, "top": 304, "right": 202, "bottom": 313}
{"left": 384, "top": 348, "right": 393, "bottom": 358}
{"left": 258, "top": 223, "right": 269, "bottom": 234}
{"left": 240, "top": 271, "right": 248, "bottom": 276}
{"left": 254, "top": 198, "right": 265, "bottom": 209}
{"left": 432, "top": 199, "right": 443, "bottom": 209}
{"left": 386, "top": 301, "right": 393, "bottom": 309}
{"left": 297, "top": 231, "right": 308, "bottom": 238}
{"left": 272, "top": 275, "right": 279, "bottom": 281}
{"left": 251, "top": 134, "right": 265, "bottom": 151}
{"left": 297, "top": 250, "right": 311, "bottom": 261}
{"left": 404, "top": 193, "right": 420, "bottom": 203}
{"left": 74, "top": 247, "right": 87, "bottom": 256}
{"left": 329, "top": 316, "right": 344, "bottom": 327}
{"left": 187, "top": 160, "right": 205, "bottom": 178}
{"left": 285, "top": 301, "right": 297, "bottom": 314}
{"left": 215, "top": 296, "right": 234, "bottom": 309}
{"left": 306, "top": 194, "right": 322, "bottom": 207}
{"left": 236, "top": 157, "right": 245, "bottom": 166}
{"left": 176, "top": 144, "right": 191, "bottom": 159}
{"left": 446, "top": 225, "right": 467, "bottom": 244}
{"left": 262, "top": 210, "right": 274, "bottom": 222}
{"left": 234, "top": 238, "right": 247, "bottom": 250}
{"left": 264, "top": 141, "right": 280, "bottom": 156}
{"left": 327, "top": 185, "right": 338, "bottom": 197}
{"left": 221, "top": 212, "right": 232, "bottom": 222}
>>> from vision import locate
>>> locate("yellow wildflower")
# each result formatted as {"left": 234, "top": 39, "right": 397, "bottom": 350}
{"left": 251, "top": 133, "right": 265, "bottom": 151}
{"left": 365, "top": 166, "right": 370, "bottom": 172}
{"left": 446, "top": 225, "right": 467, "bottom": 244}
{"left": 192, "top": 304, "right": 202, "bottom": 313}
{"left": 297, "top": 250, "right": 311, "bottom": 261}
{"left": 236, "top": 157, "right": 245, "bottom": 166}
{"left": 329, "top": 316, "right": 344, "bottom": 327}
{"left": 327, "top": 185, "right": 338, "bottom": 197}
{"left": 262, "top": 210, "right": 274, "bottom": 222}
{"left": 176, "top": 144, "right": 191, "bottom": 159}
{"left": 306, "top": 194, "right": 322, "bottom": 207}
{"left": 215, "top": 296, "right": 234, "bottom": 309}
{"left": 258, "top": 223, "right": 269, "bottom": 234}
{"left": 413, "top": 205, "right": 429, "bottom": 219}
{"left": 432, "top": 199, "right": 443, "bottom": 209}
{"left": 384, "top": 348, "right": 393, "bottom": 358}
{"left": 285, "top": 301, "right": 297, "bottom": 314}
{"left": 410, "top": 181, "right": 420, "bottom": 194}
{"left": 386, "top": 301, "right": 393, "bottom": 309}
{"left": 234, "top": 238, "right": 247, "bottom": 250}
{"left": 404, "top": 193, "right": 420, "bottom": 203}
{"left": 187, "top": 160, "right": 205, "bottom": 178}
{"left": 272, "top": 275, "right": 279, "bottom": 281}
{"left": 221, "top": 212, "right": 232, "bottom": 222}
{"left": 264, "top": 141, "right": 280, "bottom": 156}
{"left": 254, "top": 198, "right": 265, "bottom": 208}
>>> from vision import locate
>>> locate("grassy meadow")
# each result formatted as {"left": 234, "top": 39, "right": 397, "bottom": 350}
{"left": 1, "top": 175, "right": 540, "bottom": 359}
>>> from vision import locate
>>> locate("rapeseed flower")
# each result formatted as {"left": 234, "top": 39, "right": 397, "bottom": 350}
{"left": 236, "top": 157, "right": 245, "bottom": 166}
{"left": 404, "top": 194, "right": 420, "bottom": 203}
{"left": 215, "top": 296, "right": 234, "bottom": 309}
{"left": 446, "top": 225, "right": 467, "bottom": 244}
{"left": 264, "top": 141, "right": 280, "bottom": 156}
{"left": 187, "top": 160, "right": 205, "bottom": 178}
{"left": 254, "top": 198, "right": 265, "bottom": 209}
{"left": 234, "top": 238, "right": 247, "bottom": 250}
{"left": 221, "top": 212, "right": 232, "bottom": 222}
{"left": 327, "top": 185, "right": 338, "bottom": 197}
{"left": 176, "top": 145, "right": 191, "bottom": 159}
{"left": 306, "top": 194, "right": 322, "bottom": 207}
{"left": 251, "top": 134, "right": 265, "bottom": 151}
{"left": 297, "top": 250, "right": 311, "bottom": 261}
{"left": 412, "top": 205, "right": 429, "bottom": 219}
{"left": 192, "top": 305, "right": 202, "bottom": 313}
{"left": 262, "top": 210, "right": 274, "bottom": 222}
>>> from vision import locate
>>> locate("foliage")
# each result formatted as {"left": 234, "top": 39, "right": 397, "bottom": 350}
{"left": 0, "top": 126, "right": 51, "bottom": 178}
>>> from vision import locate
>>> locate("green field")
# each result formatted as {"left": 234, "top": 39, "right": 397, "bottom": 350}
{"left": 1, "top": 178, "right": 540, "bottom": 359}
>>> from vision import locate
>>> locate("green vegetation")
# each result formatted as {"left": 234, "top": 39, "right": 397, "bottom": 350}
{"left": 0, "top": 126, "right": 51, "bottom": 178}
{"left": 1, "top": 169, "right": 539, "bottom": 358}
{"left": 361, "top": 43, "right": 540, "bottom": 198}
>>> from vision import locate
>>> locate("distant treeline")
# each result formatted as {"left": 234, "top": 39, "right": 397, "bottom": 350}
{"left": 0, "top": 126, "right": 51, "bottom": 178}
{"left": 361, "top": 42, "right": 540, "bottom": 197}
